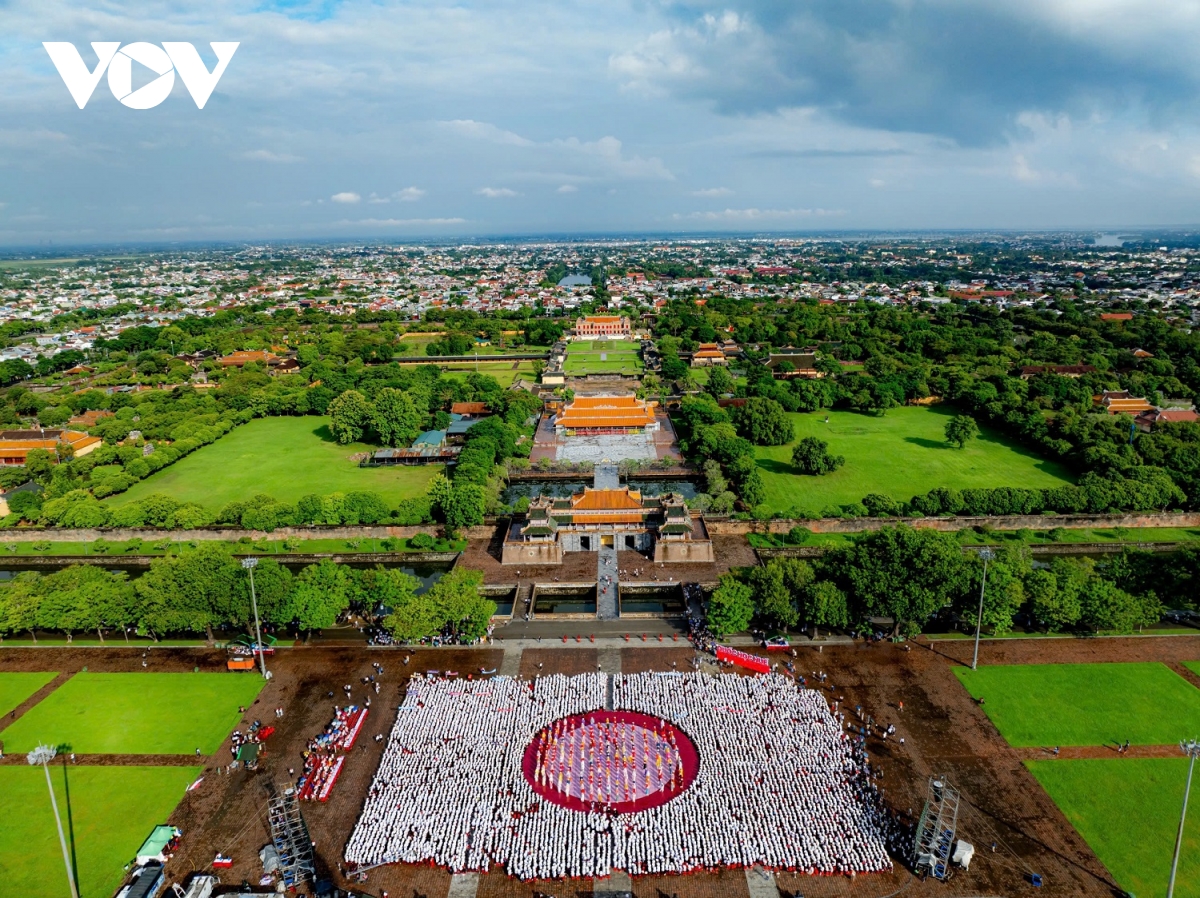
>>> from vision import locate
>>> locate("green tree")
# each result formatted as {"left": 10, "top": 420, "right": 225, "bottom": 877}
{"left": 386, "top": 568, "right": 492, "bottom": 642}
{"left": 1026, "top": 568, "right": 1079, "bottom": 632}
{"left": 730, "top": 397, "right": 794, "bottom": 446}
{"left": 800, "top": 580, "right": 850, "bottom": 639}
{"left": 944, "top": 414, "right": 980, "bottom": 448}
{"left": 137, "top": 543, "right": 243, "bottom": 643}
{"left": 791, "top": 436, "right": 845, "bottom": 475}
{"left": 0, "top": 572, "right": 43, "bottom": 642}
{"left": 371, "top": 387, "right": 424, "bottom": 447}
{"left": 439, "top": 482, "right": 486, "bottom": 532}
{"left": 747, "top": 562, "right": 800, "bottom": 629}
{"left": 286, "top": 559, "right": 352, "bottom": 639}
{"left": 958, "top": 547, "right": 1027, "bottom": 636}
{"left": 37, "top": 565, "right": 135, "bottom": 643}
{"left": 23, "top": 448, "right": 54, "bottom": 485}
{"left": 707, "top": 573, "right": 754, "bottom": 636}
{"left": 705, "top": 366, "right": 735, "bottom": 397}
{"left": 241, "top": 558, "right": 294, "bottom": 631}
{"left": 328, "top": 389, "right": 373, "bottom": 444}
{"left": 825, "top": 525, "right": 971, "bottom": 636}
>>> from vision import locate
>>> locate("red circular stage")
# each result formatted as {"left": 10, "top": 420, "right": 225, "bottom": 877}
{"left": 522, "top": 710, "right": 700, "bottom": 813}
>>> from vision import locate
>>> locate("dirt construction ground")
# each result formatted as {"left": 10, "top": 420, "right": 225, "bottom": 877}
{"left": 4, "top": 635, "right": 1199, "bottom": 897}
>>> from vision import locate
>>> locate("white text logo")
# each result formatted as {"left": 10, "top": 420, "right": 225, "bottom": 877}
{"left": 43, "top": 41, "right": 239, "bottom": 109}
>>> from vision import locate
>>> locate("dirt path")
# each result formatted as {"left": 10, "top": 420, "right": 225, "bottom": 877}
{"left": 1011, "top": 744, "right": 1184, "bottom": 760}
{"left": 3, "top": 669, "right": 73, "bottom": 725}
{"left": 0, "top": 752, "right": 204, "bottom": 767}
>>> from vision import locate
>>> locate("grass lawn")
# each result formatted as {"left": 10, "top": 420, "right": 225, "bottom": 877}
{"left": 110, "top": 417, "right": 442, "bottom": 510}
{"left": 753, "top": 406, "right": 1073, "bottom": 514}
{"left": 0, "top": 671, "right": 56, "bottom": 715}
{"left": 0, "top": 672, "right": 264, "bottom": 754}
{"left": 563, "top": 341, "right": 643, "bottom": 375}
{"left": 953, "top": 663, "right": 1200, "bottom": 747}
{"left": 436, "top": 361, "right": 537, "bottom": 387}
{"left": 574, "top": 340, "right": 640, "bottom": 352}
{"left": 0, "top": 535, "right": 463, "bottom": 559}
{"left": 1028, "top": 759, "right": 1200, "bottom": 898}
{"left": 0, "top": 765, "right": 200, "bottom": 898}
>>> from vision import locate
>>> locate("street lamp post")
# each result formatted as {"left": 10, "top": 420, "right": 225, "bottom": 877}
{"left": 1168, "top": 738, "right": 1200, "bottom": 898}
{"left": 28, "top": 745, "right": 78, "bottom": 898}
{"left": 241, "top": 557, "right": 268, "bottom": 679}
{"left": 971, "top": 548, "right": 995, "bottom": 671}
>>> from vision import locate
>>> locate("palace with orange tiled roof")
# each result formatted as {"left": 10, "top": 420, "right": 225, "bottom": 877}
{"left": 1094, "top": 390, "right": 1155, "bottom": 416}
{"left": 554, "top": 395, "right": 659, "bottom": 435}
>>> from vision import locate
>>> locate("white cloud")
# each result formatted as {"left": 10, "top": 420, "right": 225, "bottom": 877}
{"left": 557, "top": 184, "right": 578, "bottom": 193}
{"left": 443, "top": 120, "right": 673, "bottom": 181}
{"left": 334, "top": 217, "right": 467, "bottom": 226}
{"left": 673, "top": 208, "right": 845, "bottom": 221}
{"left": 242, "top": 149, "right": 303, "bottom": 163}
{"left": 368, "top": 188, "right": 424, "bottom": 203}
{"left": 441, "top": 120, "right": 533, "bottom": 146}
{"left": 331, "top": 192, "right": 361, "bottom": 204}
{"left": 478, "top": 187, "right": 519, "bottom": 198}
{"left": 550, "top": 135, "right": 674, "bottom": 181}
{"left": 690, "top": 187, "right": 732, "bottom": 197}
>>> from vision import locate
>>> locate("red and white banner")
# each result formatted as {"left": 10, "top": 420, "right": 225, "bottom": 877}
{"left": 715, "top": 645, "right": 771, "bottom": 674}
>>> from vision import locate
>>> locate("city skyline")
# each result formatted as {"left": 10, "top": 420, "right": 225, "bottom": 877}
{"left": 4, "top": 0, "right": 1200, "bottom": 244}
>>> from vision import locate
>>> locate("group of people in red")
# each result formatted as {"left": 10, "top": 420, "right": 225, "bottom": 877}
{"left": 297, "top": 704, "right": 368, "bottom": 802}
{"left": 525, "top": 710, "right": 697, "bottom": 812}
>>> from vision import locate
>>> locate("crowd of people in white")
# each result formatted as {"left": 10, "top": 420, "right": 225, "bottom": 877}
{"left": 344, "top": 672, "right": 891, "bottom": 880}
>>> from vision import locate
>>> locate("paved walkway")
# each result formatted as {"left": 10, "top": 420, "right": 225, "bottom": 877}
{"left": 597, "top": 544, "right": 619, "bottom": 620}
{"left": 447, "top": 872, "right": 480, "bottom": 898}
{"left": 745, "top": 865, "right": 781, "bottom": 898}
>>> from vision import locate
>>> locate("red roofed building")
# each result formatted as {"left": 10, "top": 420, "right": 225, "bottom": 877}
{"left": 1101, "top": 312, "right": 1133, "bottom": 322}
{"left": 1135, "top": 408, "right": 1200, "bottom": 432}
{"left": 574, "top": 315, "right": 631, "bottom": 338}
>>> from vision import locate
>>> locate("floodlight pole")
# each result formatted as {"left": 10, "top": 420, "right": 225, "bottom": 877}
{"left": 28, "top": 745, "right": 78, "bottom": 898}
{"left": 242, "top": 557, "right": 268, "bottom": 679}
{"left": 1168, "top": 739, "right": 1200, "bottom": 898}
{"left": 971, "top": 548, "right": 995, "bottom": 671}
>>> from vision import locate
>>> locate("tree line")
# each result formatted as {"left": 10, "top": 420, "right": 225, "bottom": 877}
{"left": 706, "top": 524, "right": 1181, "bottom": 638}
{"left": 0, "top": 544, "right": 493, "bottom": 645}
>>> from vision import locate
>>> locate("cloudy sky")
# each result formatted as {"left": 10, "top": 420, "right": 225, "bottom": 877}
{"left": 2, "top": 0, "right": 1200, "bottom": 244}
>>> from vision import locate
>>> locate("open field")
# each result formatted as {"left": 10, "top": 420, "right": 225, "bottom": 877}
{"left": 753, "top": 406, "right": 1074, "bottom": 514}
{"left": 564, "top": 340, "right": 642, "bottom": 375}
{"left": 953, "top": 662, "right": 1200, "bottom": 746}
{"left": 111, "top": 417, "right": 441, "bottom": 510}
{"left": 0, "top": 764, "right": 201, "bottom": 898}
{"left": 0, "top": 672, "right": 264, "bottom": 754}
{"left": 1028, "top": 759, "right": 1200, "bottom": 898}
{"left": 0, "top": 671, "right": 56, "bottom": 715}
{"left": 435, "top": 360, "right": 537, "bottom": 387}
